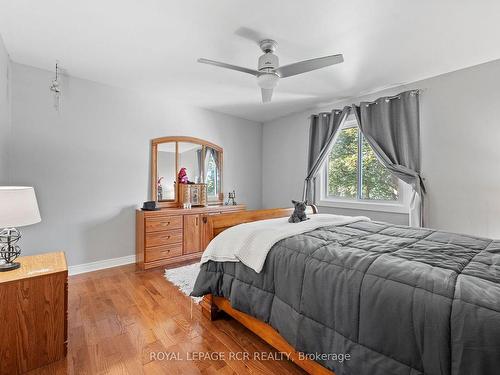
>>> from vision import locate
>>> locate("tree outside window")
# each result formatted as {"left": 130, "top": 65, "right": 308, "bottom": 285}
{"left": 327, "top": 125, "right": 399, "bottom": 201}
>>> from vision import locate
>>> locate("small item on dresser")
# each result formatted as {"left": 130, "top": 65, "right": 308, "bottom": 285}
{"left": 142, "top": 201, "right": 160, "bottom": 211}
{"left": 288, "top": 200, "right": 310, "bottom": 223}
{"left": 180, "top": 183, "right": 207, "bottom": 208}
{"left": 226, "top": 190, "right": 237, "bottom": 205}
{"left": 182, "top": 186, "right": 191, "bottom": 209}
{"left": 178, "top": 167, "right": 189, "bottom": 184}
{"left": 0, "top": 186, "right": 42, "bottom": 271}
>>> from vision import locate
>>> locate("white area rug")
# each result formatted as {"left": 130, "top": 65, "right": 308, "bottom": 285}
{"left": 164, "top": 262, "right": 202, "bottom": 303}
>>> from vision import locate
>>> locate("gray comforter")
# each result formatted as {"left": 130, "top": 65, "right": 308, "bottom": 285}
{"left": 192, "top": 220, "right": 500, "bottom": 375}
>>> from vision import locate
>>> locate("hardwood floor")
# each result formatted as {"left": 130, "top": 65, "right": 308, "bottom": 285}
{"left": 28, "top": 264, "right": 306, "bottom": 375}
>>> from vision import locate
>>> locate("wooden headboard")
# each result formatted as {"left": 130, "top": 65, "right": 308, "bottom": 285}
{"left": 202, "top": 205, "right": 319, "bottom": 244}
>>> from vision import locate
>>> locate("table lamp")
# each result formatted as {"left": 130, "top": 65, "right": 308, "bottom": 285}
{"left": 0, "top": 187, "right": 41, "bottom": 271}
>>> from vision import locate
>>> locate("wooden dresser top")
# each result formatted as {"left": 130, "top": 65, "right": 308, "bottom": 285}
{"left": 137, "top": 204, "right": 247, "bottom": 216}
{"left": 0, "top": 251, "right": 67, "bottom": 284}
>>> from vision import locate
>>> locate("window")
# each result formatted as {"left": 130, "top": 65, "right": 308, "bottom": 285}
{"left": 320, "top": 118, "right": 406, "bottom": 212}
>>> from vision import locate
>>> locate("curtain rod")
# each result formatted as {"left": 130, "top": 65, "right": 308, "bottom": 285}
{"left": 364, "top": 89, "right": 422, "bottom": 107}
{"left": 309, "top": 108, "right": 347, "bottom": 119}
{"left": 309, "top": 88, "right": 424, "bottom": 117}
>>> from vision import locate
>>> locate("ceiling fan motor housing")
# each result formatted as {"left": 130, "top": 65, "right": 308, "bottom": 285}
{"left": 258, "top": 53, "right": 279, "bottom": 72}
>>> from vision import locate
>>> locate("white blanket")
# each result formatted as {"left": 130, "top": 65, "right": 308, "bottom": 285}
{"left": 200, "top": 213, "right": 370, "bottom": 273}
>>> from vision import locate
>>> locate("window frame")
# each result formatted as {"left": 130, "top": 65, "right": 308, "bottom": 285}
{"left": 316, "top": 117, "right": 411, "bottom": 214}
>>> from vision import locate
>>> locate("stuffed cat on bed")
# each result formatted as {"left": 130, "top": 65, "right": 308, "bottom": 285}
{"left": 288, "top": 200, "right": 310, "bottom": 223}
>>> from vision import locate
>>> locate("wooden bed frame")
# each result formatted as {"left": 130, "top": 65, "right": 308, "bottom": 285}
{"left": 200, "top": 205, "right": 335, "bottom": 375}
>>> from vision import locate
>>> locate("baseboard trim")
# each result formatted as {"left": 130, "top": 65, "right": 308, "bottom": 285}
{"left": 68, "top": 254, "right": 136, "bottom": 276}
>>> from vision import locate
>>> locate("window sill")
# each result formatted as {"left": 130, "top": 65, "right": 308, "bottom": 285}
{"left": 318, "top": 198, "right": 409, "bottom": 214}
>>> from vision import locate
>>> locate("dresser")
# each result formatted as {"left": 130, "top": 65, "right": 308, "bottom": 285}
{"left": 0, "top": 252, "right": 68, "bottom": 374}
{"left": 136, "top": 205, "right": 246, "bottom": 270}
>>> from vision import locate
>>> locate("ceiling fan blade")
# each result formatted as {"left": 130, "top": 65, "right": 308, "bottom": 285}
{"left": 261, "top": 88, "right": 273, "bottom": 103}
{"left": 274, "top": 54, "right": 344, "bottom": 78}
{"left": 234, "top": 27, "right": 266, "bottom": 44}
{"left": 198, "top": 58, "right": 260, "bottom": 76}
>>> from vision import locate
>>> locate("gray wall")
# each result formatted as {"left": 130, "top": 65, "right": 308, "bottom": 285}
{"left": 263, "top": 59, "right": 500, "bottom": 238}
{"left": 0, "top": 35, "right": 10, "bottom": 184}
{"left": 10, "top": 63, "right": 263, "bottom": 266}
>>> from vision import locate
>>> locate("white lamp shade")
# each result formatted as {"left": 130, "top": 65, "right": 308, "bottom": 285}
{"left": 0, "top": 187, "right": 41, "bottom": 228}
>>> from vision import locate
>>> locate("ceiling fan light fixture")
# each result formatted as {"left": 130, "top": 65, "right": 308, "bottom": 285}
{"left": 256, "top": 73, "right": 279, "bottom": 89}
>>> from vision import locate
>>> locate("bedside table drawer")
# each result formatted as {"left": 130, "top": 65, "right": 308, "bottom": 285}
{"left": 145, "top": 244, "right": 183, "bottom": 262}
{"left": 145, "top": 229, "right": 183, "bottom": 247}
{"left": 145, "top": 216, "right": 182, "bottom": 233}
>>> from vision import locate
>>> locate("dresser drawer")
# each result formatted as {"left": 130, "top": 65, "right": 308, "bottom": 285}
{"left": 145, "top": 216, "right": 182, "bottom": 233}
{"left": 145, "top": 229, "right": 183, "bottom": 247}
{"left": 145, "top": 244, "right": 183, "bottom": 262}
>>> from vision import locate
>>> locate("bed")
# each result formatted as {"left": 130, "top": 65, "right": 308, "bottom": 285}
{"left": 192, "top": 206, "right": 500, "bottom": 375}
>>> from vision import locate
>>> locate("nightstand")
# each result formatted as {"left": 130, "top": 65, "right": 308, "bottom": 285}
{"left": 0, "top": 252, "right": 68, "bottom": 374}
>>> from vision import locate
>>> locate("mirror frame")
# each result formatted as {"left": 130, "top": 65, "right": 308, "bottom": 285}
{"left": 151, "top": 136, "right": 224, "bottom": 208}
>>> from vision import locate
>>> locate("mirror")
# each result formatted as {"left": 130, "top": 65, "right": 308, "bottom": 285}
{"left": 151, "top": 137, "right": 223, "bottom": 207}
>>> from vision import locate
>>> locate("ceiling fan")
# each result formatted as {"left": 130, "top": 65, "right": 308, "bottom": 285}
{"left": 198, "top": 39, "right": 343, "bottom": 103}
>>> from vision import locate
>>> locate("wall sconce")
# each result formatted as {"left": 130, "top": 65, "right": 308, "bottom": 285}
{"left": 49, "top": 62, "right": 61, "bottom": 112}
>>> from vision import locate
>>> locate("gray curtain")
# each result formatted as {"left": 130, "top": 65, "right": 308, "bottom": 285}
{"left": 211, "top": 148, "right": 219, "bottom": 171}
{"left": 353, "top": 90, "right": 425, "bottom": 226}
{"left": 204, "top": 147, "right": 219, "bottom": 180}
{"left": 196, "top": 149, "right": 203, "bottom": 183}
{"left": 303, "top": 106, "right": 351, "bottom": 202}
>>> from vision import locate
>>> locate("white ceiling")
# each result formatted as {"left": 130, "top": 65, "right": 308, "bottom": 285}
{"left": 1, "top": 0, "right": 500, "bottom": 123}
